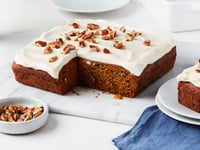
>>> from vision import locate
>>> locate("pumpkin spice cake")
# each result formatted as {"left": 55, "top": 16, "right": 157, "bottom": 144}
{"left": 12, "top": 19, "right": 176, "bottom": 98}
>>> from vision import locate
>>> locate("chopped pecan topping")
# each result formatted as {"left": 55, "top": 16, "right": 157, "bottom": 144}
{"left": 143, "top": 39, "right": 151, "bottom": 46}
{"left": 62, "top": 44, "right": 76, "bottom": 54}
{"left": 43, "top": 46, "right": 52, "bottom": 54}
{"left": 125, "top": 33, "right": 135, "bottom": 41}
{"left": 110, "top": 30, "right": 117, "bottom": 38}
{"left": 35, "top": 41, "right": 47, "bottom": 47}
{"left": 49, "top": 56, "right": 58, "bottom": 63}
{"left": 48, "top": 42, "right": 60, "bottom": 49}
{"left": 195, "top": 69, "right": 200, "bottom": 73}
{"left": 48, "top": 38, "right": 64, "bottom": 49}
{"left": 120, "top": 26, "right": 126, "bottom": 33}
{"left": 69, "top": 31, "right": 77, "bottom": 36}
{"left": 71, "top": 22, "right": 80, "bottom": 29}
{"left": 82, "top": 32, "right": 94, "bottom": 40}
{"left": 107, "top": 26, "right": 113, "bottom": 32}
{"left": 100, "top": 29, "right": 109, "bottom": 35}
{"left": 103, "top": 48, "right": 111, "bottom": 54}
{"left": 94, "top": 30, "right": 100, "bottom": 36}
{"left": 86, "top": 38, "right": 96, "bottom": 43}
{"left": 113, "top": 41, "right": 125, "bottom": 49}
{"left": 89, "top": 45, "right": 100, "bottom": 52}
{"left": 77, "top": 30, "right": 87, "bottom": 38}
{"left": 74, "top": 38, "right": 79, "bottom": 42}
{"left": 102, "top": 35, "right": 112, "bottom": 40}
{"left": 56, "top": 38, "right": 64, "bottom": 45}
{"left": 79, "top": 40, "right": 86, "bottom": 48}
{"left": 65, "top": 35, "right": 71, "bottom": 41}
{"left": 87, "top": 23, "right": 99, "bottom": 30}
{"left": 135, "top": 31, "right": 142, "bottom": 36}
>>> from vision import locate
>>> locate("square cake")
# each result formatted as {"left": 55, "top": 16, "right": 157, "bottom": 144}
{"left": 12, "top": 19, "right": 176, "bottom": 98}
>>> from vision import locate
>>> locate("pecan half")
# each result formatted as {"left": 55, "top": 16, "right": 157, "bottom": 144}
{"left": 103, "top": 48, "right": 111, "bottom": 54}
{"left": 143, "top": 39, "right": 151, "bottom": 46}
{"left": 119, "top": 26, "right": 126, "bottom": 33}
{"left": 195, "top": 69, "right": 200, "bottom": 73}
{"left": 86, "top": 38, "right": 96, "bottom": 43}
{"left": 87, "top": 24, "right": 99, "bottom": 30}
{"left": 89, "top": 45, "right": 100, "bottom": 52}
{"left": 49, "top": 56, "right": 58, "bottom": 63}
{"left": 113, "top": 41, "right": 125, "bottom": 49}
{"left": 100, "top": 29, "right": 109, "bottom": 35}
{"left": 62, "top": 44, "right": 76, "bottom": 54}
{"left": 56, "top": 38, "right": 64, "bottom": 45}
{"left": 82, "top": 32, "right": 94, "bottom": 40}
{"left": 65, "top": 35, "right": 71, "bottom": 41}
{"left": 69, "top": 31, "right": 77, "bottom": 36}
{"left": 48, "top": 38, "right": 64, "bottom": 49}
{"left": 71, "top": 22, "right": 80, "bottom": 29}
{"left": 43, "top": 46, "right": 52, "bottom": 54}
{"left": 35, "top": 41, "right": 47, "bottom": 47}
{"left": 125, "top": 33, "right": 135, "bottom": 41}
{"left": 79, "top": 40, "right": 86, "bottom": 48}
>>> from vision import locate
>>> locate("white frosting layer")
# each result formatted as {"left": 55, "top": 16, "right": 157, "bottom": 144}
{"left": 15, "top": 19, "right": 176, "bottom": 79}
{"left": 177, "top": 62, "right": 200, "bottom": 87}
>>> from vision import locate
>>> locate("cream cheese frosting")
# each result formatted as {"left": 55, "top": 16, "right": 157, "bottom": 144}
{"left": 15, "top": 19, "right": 176, "bottom": 79}
{"left": 177, "top": 60, "right": 200, "bottom": 87}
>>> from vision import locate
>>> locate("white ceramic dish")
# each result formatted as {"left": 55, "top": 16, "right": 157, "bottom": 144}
{"left": 157, "top": 78, "right": 200, "bottom": 119}
{"left": 156, "top": 95, "right": 200, "bottom": 125}
{"left": 52, "top": 0, "right": 130, "bottom": 13}
{"left": 139, "top": 0, "right": 200, "bottom": 32}
{"left": 0, "top": 97, "right": 49, "bottom": 134}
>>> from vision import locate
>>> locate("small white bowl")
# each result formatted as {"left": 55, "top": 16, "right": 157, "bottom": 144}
{"left": 0, "top": 96, "right": 49, "bottom": 134}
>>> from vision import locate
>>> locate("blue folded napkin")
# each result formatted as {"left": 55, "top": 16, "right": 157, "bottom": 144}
{"left": 113, "top": 106, "right": 200, "bottom": 150}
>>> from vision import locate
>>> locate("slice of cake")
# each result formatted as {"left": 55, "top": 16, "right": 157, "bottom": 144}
{"left": 177, "top": 59, "right": 200, "bottom": 112}
{"left": 12, "top": 19, "right": 176, "bottom": 98}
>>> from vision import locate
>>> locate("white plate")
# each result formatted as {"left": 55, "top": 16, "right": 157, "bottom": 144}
{"left": 156, "top": 95, "right": 200, "bottom": 125}
{"left": 157, "top": 78, "right": 200, "bottom": 119}
{"left": 52, "top": 0, "right": 130, "bottom": 13}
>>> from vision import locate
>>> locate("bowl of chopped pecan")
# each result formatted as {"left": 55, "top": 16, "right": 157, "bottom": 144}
{"left": 0, "top": 96, "right": 49, "bottom": 134}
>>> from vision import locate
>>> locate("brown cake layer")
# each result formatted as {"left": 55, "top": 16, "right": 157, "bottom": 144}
{"left": 178, "top": 81, "right": 200, "bottom": 112}
{"left": 12, "top": 58, "right": 78, "bottom": 95}
{"left": 12, "top": 47, "right": 176, "bottom": 97}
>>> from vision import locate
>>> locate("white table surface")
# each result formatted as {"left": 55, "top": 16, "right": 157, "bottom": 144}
{"left": 0, "top": 0, "right": 200, "bottom": 149}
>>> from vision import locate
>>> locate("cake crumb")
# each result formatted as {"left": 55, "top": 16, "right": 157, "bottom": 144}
{"left": 95, "top": 93, "right": 101, "bottom": 98}
{"left": 72, "top": 90, "right": 80, "bottom": 96}
{"left": 114, "top": 94, "right": 123, "bottom": 100}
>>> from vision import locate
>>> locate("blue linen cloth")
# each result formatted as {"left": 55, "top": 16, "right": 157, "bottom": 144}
{"left": 113, "top": 106, "right": 200, "bottom": 150}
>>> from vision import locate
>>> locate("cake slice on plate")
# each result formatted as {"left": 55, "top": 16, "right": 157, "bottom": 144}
{"left": 177, "top": 59, "right": 200, "bottom": 112}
